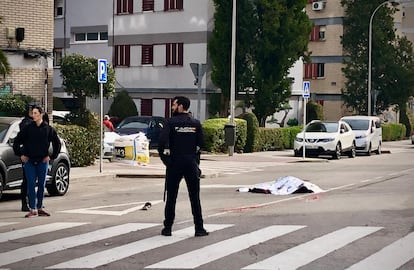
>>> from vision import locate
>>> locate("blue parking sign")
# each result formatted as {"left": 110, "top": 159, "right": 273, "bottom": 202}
{"left": 98, "top": 59, "right": 107, "bottom": 83}
{"left": 303, "top": 81, "right": 310, "bottom": 98}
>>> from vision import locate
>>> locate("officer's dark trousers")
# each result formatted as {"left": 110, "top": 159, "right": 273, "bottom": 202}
{"left": 164, "top": 156, "right": 204, "bottom": 231}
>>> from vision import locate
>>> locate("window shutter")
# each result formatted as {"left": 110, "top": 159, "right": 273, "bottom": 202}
{"left": 166, "top": 43, "right": 171, "bottom": 65}
{"left": 141, "top": 99, "right": 153, "bottom": 116}
{"left": 177, "top": 0, "right": 183, "bottom": 9}
{"left": 164, "top": 0, "right": 169, "bottom": 11}
{"left": 178, "top": 43, "right": 183, "bottom": 65}
{"left": 123, "top": 0, "right": 127, "bottom": 13}
{"left": 116, "top": 0, "right": 121, "bottom": 14}
{"left": 114, "top": 45, "right": 119, "bottom": 66}
{"left": 128, "top": 0, "right": 133, "bottom": 14}
{"left": 125, "top": 45, "right": 130, "bottom": 66}
{"left": 312, "top": 63, "right": 318, "bottom": 78}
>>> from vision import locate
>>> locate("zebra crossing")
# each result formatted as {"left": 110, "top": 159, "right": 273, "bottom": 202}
{"left": 0, "top": 221, "right": 413, "bottom": 269}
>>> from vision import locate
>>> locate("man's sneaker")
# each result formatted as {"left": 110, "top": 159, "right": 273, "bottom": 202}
{"left": 195, "top": 229, "right": 209, "bottom": 237}
{"left": 38, "top": 208, "right": 51, "bottom": 217}
{"left": 21, "top": 204, "right": 30, "bottom": 212}
{"left": 25, "top": 210, "right": 38, "bottom": 218}
{"left": 161, "top": 227, "right": 172, "bottom": 236}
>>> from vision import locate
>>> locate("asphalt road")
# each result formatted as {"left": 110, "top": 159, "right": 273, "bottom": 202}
{"left": 0, "top": 140, "right": 413, "bottom": 269}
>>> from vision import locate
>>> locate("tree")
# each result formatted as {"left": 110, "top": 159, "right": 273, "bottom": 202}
{"left": 0, "top": 17, "right": 11, "bottom": 79}
{"left": 340, "top": 0, "right": 414, "bottom": 115}
{"left": 252, "top": 0, "right": 311, "bottom": 126}
{"left": 108, "top": 90, "right": 138, "bottom": 121}
{"left": 208, "top": 0, "right": 257, "bottom": 117}
{"left": 208, "top": 0, "right": 312, "bottom": 126}
{"left": 60, "top": 54, "right": 115, "bottom": 110}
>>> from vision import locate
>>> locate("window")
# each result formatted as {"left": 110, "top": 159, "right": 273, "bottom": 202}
{"left": 114, "top": 45, "right": 130, "bottom": 67}
{"left": 310, "top": 25, "right": 326, "bottom": 41}
{"left": 54, "top": 0, "right": 64, "bottom": 18}
{"left": 304, "top": 63, "right": 325, "bottom": 79}
{"left": 166, "top": 43, "right": 183, "bottom": 66}
{"left": 53, "top": 48, "right": 63, "bottom": 67}
{"left": 143, "top": 0, "right": 154, "bottom": 11}
{"left": 142, "top": 45, "right": 153, "bottom": 65}
{"left": 164, "top": 0, "right": 183, "bottom": 11}
{"left": 74, "top": 32, "right": 108, "bottom": 42}
{"left": 117, "top": 0, "right": 133, "bottom": 14}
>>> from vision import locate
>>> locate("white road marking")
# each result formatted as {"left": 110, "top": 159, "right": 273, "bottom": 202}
{"left": 0, "top": 223, "right": 158, "bottom": 267}
{"left": 47, "top": 224, "right": 233, "bottom": 269}
{"left": 0, "top": 222, "right": 17, "bottom": 228}
{"left": 145, "top": 225, "right": 305, "bottom": 269}
{"left": 0, "top": 222, "right": 88, "bottom": 243}
{"left": 243, "top": 226, "right": 382, "bottom": 270}
{"left": 60, "top": 200, "right": 163, "bottom": 216}
{"left": 345, "top": 231, "right": 414, "bottom": 270}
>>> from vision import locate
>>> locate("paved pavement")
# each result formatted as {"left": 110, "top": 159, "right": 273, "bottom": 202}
{"left": 70, "top": 140, "right": 412, "bottom": 181}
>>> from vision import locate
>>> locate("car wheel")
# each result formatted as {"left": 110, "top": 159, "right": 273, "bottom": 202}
{"left": 367, "top": 143, "right": 372, "bottom": 156}
{"left": 46, "top": 162, "right": 69, "bottom": 196}
{"left": 0, "top": 174, "right": 3, "bottom": 200}
{"left": 348, "top": 142, "right": 356, "bottom": 158}
{"left": 375, "top": 142, "right": 381, "bottom": 155}
{"left": 294, "top": 150, "right": 301, "bottom": 157}
{"left": 333, "top": 143, "right": 341, "bottom": 160}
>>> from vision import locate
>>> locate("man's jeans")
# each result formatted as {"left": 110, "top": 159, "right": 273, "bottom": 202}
{"left": 23, "top": 161, "right": 48, "bottom": 210}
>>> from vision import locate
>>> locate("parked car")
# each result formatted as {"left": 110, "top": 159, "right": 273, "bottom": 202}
{"left": 411, "top": 130, "right": 414, "bottom": 144}
{"left": 294, "top": 120, "right": 356, "bottom": 159}
{"left": 52, "top": 110, "right": 71, "bottom": 125}
{"left": 0, "top": 117, "right": 71, "bottom": 199}
{"left": 115, "top": 116, "right": 165, "bottom": 148}
{"left": 103, "top": 131, "right": 120, "bottom": 161}
{"left": 340, "top": 115, "right": 382, "bottom": 155}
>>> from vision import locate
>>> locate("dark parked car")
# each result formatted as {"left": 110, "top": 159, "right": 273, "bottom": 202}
{"left": 0, "top": 117, "right": 70, "bottom": 199}
{"left": 115, "top": 116, "right": 165, "bottom": 148}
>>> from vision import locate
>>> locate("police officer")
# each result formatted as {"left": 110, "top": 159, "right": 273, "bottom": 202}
{"left": 158, "top": 96, "right": 208, "bottom": 237}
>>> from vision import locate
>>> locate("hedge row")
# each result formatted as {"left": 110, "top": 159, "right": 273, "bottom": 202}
{"left": 381, "top": 122, "right": 406, "bottom": 141}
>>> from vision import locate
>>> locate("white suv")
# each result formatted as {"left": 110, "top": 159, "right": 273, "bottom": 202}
{"left": 294, "top": 120, "right": 356, "bottom": 159}
{"left": 340, "top": 116, "right": 382, "bottom": 155}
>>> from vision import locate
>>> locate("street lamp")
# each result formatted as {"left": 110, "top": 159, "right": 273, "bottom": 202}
{"left": 368, "top": 0, "right": 399, "bottom": 116}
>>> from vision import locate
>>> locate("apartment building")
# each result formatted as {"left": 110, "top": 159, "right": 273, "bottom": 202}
{"left": 0, "top": 0, "right": 54, "bottom": 112}
{"left": 53, "top": 0, "right": 216, "bottom": 121}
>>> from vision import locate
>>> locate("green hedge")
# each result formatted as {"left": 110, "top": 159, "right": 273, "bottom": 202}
{"left": 381, "top": 123, "right": 406, "bottom": 141}
{"left": 202, "top": 118, "right": 247, "bottom": 153}
{"left": 238, "top": 112, "right": 259, "bottom": 153}
{"left": 255, "top": 126, "right": 302, "bottom": 151}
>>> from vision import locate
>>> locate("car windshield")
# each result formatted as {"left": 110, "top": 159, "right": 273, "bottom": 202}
{"left": 0, "top": 123, "right": 10, "bottom": 142}
{"left": 118, "top": 119, "right": 149, "bottom": 129}
{"left": 342, "top": 119, "right": 369, "bottom": 130}
{"left": 305, "top": 122, "right": 338, "bottom": 133}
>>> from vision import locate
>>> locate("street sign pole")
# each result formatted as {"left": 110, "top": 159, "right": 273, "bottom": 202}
{"left": 190, "top": 63, "right": 206, "bottom": 120}
{"left": 302, "top": 81, "right": 310, "bottom": 159}
{"left": 98, "top": 59, "right": 108, "bottom": 173}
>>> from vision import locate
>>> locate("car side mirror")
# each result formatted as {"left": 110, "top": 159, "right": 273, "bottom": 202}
{"left": 340, "top": 128, "right": 345, "bottom": 134}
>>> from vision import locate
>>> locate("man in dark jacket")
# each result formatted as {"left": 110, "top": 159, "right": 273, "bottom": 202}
{"left": 18, "top": 104, "right": 34, "bottom": 211}
{"left": 13, "top": 105, "right": 61, "bottom": 218}
{"left": 158, "top": 96, "right": 208, "bottom": 237}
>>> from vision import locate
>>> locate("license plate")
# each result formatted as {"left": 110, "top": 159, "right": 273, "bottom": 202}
{"left": 306, "top": 145, "right": 318, "bottom": 149}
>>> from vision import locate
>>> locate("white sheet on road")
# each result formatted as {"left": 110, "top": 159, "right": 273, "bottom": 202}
{"left": 238, "top": 175, "right": 324, "bottom": 195}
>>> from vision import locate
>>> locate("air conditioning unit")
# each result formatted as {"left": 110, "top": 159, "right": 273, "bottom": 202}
{"left": 312, "top": 1, "right": 324, "bottom": 11}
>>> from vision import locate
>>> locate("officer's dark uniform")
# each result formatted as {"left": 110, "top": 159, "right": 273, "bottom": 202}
{"left": 158, "top": 112, "right": 205, "bottom": 233}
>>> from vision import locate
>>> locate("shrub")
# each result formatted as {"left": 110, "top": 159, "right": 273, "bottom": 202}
{"left": 381, "top": 123, "right": 406, "bottom": 141}
{"left": 238, "top": 112, "right": 259, "bottom": 153}
{"left": 287, "top": 118, "right": 298, "bottom": 126}
{"left": 0, "top": 94, "right": 34, "bottom": 116}
{"left": 306, "top": 100, "right": 324, "bottom": 123}
{"left": 108, "top": 90, "right": 138, "bottom": 121}
{"left": 202, "top": 118, "right": 247, "bottom": 153}
{"left": 54, "top": 123, "right": 99, "bottom": 167}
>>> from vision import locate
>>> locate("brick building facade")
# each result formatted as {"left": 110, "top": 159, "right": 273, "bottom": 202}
{"left": 0, "top": 0, "right": 54, "bottom": 113}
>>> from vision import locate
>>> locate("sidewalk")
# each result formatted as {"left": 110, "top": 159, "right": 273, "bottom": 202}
{"left": 69, "top": 139, "right": 410, "bottom": 181}
{"left": 69, "top": 149, "right": 322, "bottom": 181}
